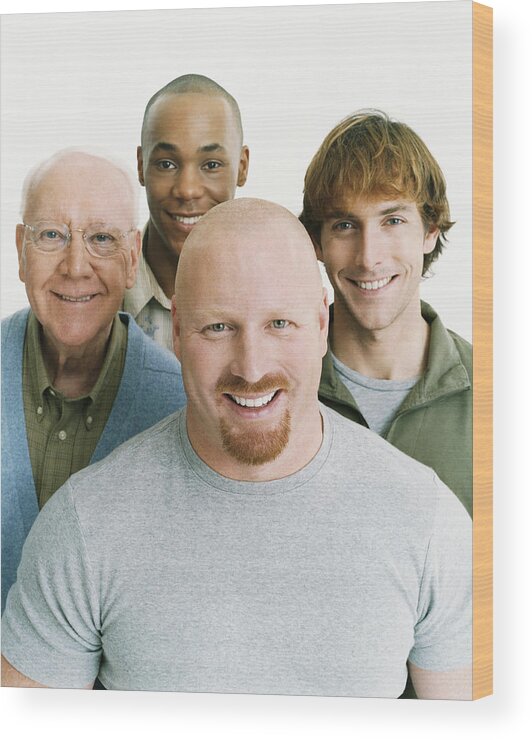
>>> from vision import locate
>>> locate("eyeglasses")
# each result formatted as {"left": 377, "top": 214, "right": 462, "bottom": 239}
{"left": 22, "top": 222, "right": 136, "bottom": 258}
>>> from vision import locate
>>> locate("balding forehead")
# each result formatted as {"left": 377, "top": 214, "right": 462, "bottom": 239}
{"left": 22, "top": 152, "right": 136, "bottom": 221}
{"left": 175, "top": 199, "right": 322, "bottom": 312}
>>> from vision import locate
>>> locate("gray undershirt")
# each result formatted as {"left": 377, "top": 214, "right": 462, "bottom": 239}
{"left": 332, "top": 353, "right": 419, "bottom": 436}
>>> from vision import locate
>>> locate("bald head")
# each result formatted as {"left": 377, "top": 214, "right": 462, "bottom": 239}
{"left": 21, "top": 150, "right": 138, "bottom": 225}
{"left": 175, "top": 198, "right": 323, "bottom": 317}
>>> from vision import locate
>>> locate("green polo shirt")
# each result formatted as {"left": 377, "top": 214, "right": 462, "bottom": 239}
{"left": 22, "top": 312, "right": 127, "bottom": 509}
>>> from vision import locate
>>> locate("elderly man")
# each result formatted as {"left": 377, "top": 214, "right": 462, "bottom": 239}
{"left": 300, "top": 111, "right": 472, "bottom": 518}
{"left": 123, "top": 73, "right": 249, "bottom": 351}
{"left": 2, "top": 199, "right": 471, "bottom": 700}
{"left": 1, "top": 150, "right": 186, "bottom": 611}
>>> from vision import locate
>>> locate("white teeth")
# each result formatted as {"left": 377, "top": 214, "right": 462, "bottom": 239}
{"left": 173, "top": 215, "right": 202, "bottom": 225}
{"left": 59, "top": 294, "right": 93, "bottom": 302}
{"left": 355, "top": 277, "right": 392, "bottom": 291}
{"left": 229, "top": 391, "right": 276, "bottom": 408}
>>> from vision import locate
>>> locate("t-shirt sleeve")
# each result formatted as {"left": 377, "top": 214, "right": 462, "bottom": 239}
{"left": 1, "top": 482, "right": 102, "bottom": 687}
{"left": 408, "top": 476, "right": 472, "bottom": 671}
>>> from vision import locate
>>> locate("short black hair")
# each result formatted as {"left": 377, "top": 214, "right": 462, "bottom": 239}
{"left": 141, "top": 74, "right": 243, "bottom": 145}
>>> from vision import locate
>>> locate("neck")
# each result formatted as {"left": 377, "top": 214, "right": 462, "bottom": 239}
{"left": 331, "top": 298, "right": 430, "bottom": 380}
{"left": 40, "top": 325, "right": 112, "bottom": 398}
{"left": 145, "top": 220, "right": 179, "bottom": 299}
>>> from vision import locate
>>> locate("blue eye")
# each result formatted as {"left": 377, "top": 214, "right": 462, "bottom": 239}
{"left": 386, "top": 217, "right": 404, "bottom": 226}
{"left": 209, "top": 323, "right": 226, "bottom": 332}
{"left": 271, "top": 320, "right": 289, "bottom": 329}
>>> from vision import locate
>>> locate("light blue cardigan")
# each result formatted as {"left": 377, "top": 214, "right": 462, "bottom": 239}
{"left": 1, "top": 308, "right": 187, "bottom": 611}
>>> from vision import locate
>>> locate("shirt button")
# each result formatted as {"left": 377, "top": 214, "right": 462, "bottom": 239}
{"left": 58, "top": 430, "right": 67, "bottom": 441}
{"left": 86, "top": 416, "right": 93, "bottom": 425}
{"left": 37, "top": 406, "right": 43, "bottom": 415}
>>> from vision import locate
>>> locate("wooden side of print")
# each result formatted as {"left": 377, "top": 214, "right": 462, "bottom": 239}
{"left": 472, "top": 0, "right": 493, "bottom": 700}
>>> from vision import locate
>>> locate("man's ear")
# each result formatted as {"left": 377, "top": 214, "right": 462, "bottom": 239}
{"left": 423, "top": 223, "right": 439, "bottom": 254}
{"left": 171, "top": 295, "right": 181, "bottom": 361}
{"left": 125, "top": 230, "right": 142, "bottom": 289}
{"left": 136, "top": 146, "right": 145, "bottom": 187}
{"left": 15, "top": 224, "right": 26, "bottom": 282}
{"left": 237, "top": 146, "right": 250, "bottom": 187}
{"left": 319, "top": 287, "right": 329, "bottom": 358}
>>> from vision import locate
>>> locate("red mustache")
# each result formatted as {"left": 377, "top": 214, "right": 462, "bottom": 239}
{"left": 216, "top": 372, "right": 289, "bottom": 396}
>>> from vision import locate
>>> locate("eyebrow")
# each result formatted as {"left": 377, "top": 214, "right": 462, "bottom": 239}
{"left": 152, "top": 142, "right": 227, "bottom": 155}
{"left": 327, "top": 203, "right": 411, "bottom": 219}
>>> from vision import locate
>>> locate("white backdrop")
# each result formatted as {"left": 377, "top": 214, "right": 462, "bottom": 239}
{"left": 4, "top": 2, "right": 529, "bottom": 740}
{"left": 1, "top": 0, "right": 472, "bottom": 340}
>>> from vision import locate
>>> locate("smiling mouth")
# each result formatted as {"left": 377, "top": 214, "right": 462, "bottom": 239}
{"left": 226, "top": 390, "right": 279, "bottom": 408}
{"left": 353, "top": 276, "right": 393, "bottom": 291}
{"left": 171, "top": 214, "right": 203, "bottom": 225}
{"left": 54, "top": 293, "right": 96, "bottom": 303}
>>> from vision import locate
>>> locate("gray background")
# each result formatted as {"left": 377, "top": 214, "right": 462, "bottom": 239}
{"left": 1, "top": 1, "right": 472, "bottom": 340}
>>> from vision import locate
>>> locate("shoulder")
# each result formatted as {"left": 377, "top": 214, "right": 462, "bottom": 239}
{"left": 1, "top": 309, "right": 30, "bottom": 378}
{"left": 446, "top": 327, "right": 472, "bottom": 373}
{"left": 422, "top": 301, "right": 472, "bottom": 380}
{"left": 65, "top": 411, "right": 183, "bottom": 514}
{"left": 323, "top": 404, "right": 452, "bottom": 530}
{"left": 325, "top": 404, "right": 436, "bottom": 483}
{"left": 73, "top": 411, "right": 181, "bottom": 485}
{"left": 1, "top": 308, "right": 30, "bottom": 344}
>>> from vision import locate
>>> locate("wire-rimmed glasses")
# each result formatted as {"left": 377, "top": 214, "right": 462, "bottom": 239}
{"left": 22, "top": 222, "right": 136, "bottom": 258}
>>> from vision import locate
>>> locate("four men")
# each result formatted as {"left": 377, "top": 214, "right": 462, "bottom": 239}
{"left": 123, "top": 74, "right": 249, "bottom": 351}
{"left": 300, "top": 111, "right": 472, "bottom": 516}
{"left": 1, "top": 85, "right": 473, "bottom": 699}
{"left": 2, "top": 200, "right": 471, "bottom": 698}
{"left": 1, "top": 151, "right": 186, "bottom": 611}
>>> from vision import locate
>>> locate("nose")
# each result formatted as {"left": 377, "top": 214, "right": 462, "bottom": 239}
{"left": 230, "top": 328, "right": 270, "bottom": 384}
{"left": 171, "top": 164, "right": 204, "bottom": 201}
{"left": 353, "top": 225, "right": 384, "bottom": 273}
{"left": 58, "top": 231, "right": 94, "bottom": 279}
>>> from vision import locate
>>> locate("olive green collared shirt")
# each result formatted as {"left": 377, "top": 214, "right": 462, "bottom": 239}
{"left": 123, "top": 226, "right": 174, "bottom": 353}
{"left": 22, "top": 312, "right": 127, "bottom": 509}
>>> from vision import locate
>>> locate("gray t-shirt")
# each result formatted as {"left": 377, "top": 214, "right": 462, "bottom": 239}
{"left": 2, "top": 406, "right": 471, "bottom": 697}
{"left": 332, "top": 353, "right": 419, "bottom": 436}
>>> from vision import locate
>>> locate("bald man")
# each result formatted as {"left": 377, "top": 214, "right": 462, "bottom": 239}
{"left": 1, "top": 150, "right": 186, "bottom": 612}
{"left": 2, "top": 199, "right": 471, "bottom": 700}
{"left": 123, "top": 74, "right": 249, "bottom": 351}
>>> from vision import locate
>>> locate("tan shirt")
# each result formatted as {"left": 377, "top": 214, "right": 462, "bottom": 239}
{"left": 122, "top": 228, "right": 174, "bottom": 353}
{"left": 22, "top": 312, "right": 127, "bottom": 509}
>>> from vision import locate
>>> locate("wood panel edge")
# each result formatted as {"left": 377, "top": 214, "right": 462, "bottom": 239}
{"left": 472, "top": 0, "right": 493, "bottom": 701}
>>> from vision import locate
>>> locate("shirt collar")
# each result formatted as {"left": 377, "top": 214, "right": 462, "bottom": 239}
{"left": 87, "top": 314, "right": 127, "bottom": 405}
{"left": 123, "top": 223, "right": 172, "bottom": 316}
{"left": 27, "top": 311, "right": 127, "bottom": 408}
